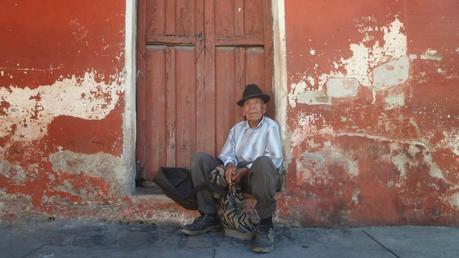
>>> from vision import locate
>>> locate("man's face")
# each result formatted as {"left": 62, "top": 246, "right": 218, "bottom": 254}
{"left": 242, "top": 98, "right": 267, "bottom": 124}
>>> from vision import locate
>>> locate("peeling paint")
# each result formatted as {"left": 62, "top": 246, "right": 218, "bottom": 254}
{"left": 295, "top": 143, "right": 359, "bottom": 183}
{"left": 384, "top": 92, "right": 405, "bottom": 110}
{"left": 0, "top": 71, "right": 123, "bottom": 141}
{"left": 420, "top": 49, "right": 443, "bottom": 61}
{"left": 351, "top": 188, "right": 360, "bottom": 204}
{"left": 289, "top": 18, "right": 407, "bottom": 107}
{"left": 0, "top": 160, "right": 29, "bottom": 183}
{"left": 49, "top": 150, "right": 127, "bottom": 192}
{"left": 436, "top": 131, "right": 459, "bottom": 156}
{"left": 373, "top": 57, "right": 409, "bottom": 90}
{"left": 449, "top": 192, "right": 459, "bottom": 210}
{"left": 388, "top": 143, "right": 451, "bottom": 185}
{"left": 326, "top": 77, "right": 360, "bottom": 98}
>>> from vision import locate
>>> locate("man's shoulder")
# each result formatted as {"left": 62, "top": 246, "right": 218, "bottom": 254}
{"left": 229, "top": 120, "right": 247, "bottom": 132}
{"left": 263, "top": 116, "right": 280, "bottom": 128}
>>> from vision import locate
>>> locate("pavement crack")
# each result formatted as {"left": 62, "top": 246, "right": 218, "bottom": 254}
{"left": 362, "top": 230, "right": 401, "bottom": 258}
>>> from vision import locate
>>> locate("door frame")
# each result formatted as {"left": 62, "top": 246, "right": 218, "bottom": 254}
{"left": 123, "top": 0, "right": 288, "bottom": 193}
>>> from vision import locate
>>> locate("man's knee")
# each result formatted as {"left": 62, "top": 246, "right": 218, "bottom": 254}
{"left": 253, "top": 156, "right": 274, "bottom": 169}
{"left": 191, "top": 152, "right": 210, "bottom": 166}
{"left": 251, "top": 156, "right": 276, "bottom": 181}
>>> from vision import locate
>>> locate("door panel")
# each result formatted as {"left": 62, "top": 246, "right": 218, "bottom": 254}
{"left": 137, "top": 0, "right": 272, "bottom": 180}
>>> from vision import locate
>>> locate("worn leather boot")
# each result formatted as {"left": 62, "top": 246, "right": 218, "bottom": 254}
{"left": 252, "top": 224, "right": 274, "bottom": 253}
{"left": 181, "top": 214, "right": 221, "bottom": 236}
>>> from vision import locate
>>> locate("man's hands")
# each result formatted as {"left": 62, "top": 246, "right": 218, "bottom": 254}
{"left": 225, "top": 163, "right": 249, "bottom": 185}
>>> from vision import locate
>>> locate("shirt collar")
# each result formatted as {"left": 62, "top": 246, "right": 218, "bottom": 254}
{"left": 244, "top": 116, "right": 265, "bottom": 129}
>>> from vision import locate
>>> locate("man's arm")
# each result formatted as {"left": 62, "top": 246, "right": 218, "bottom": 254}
{"left": 218, "top": 128, "right": 238, "bottom": 167}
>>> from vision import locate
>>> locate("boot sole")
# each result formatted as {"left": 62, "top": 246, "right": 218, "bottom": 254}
{"left": 181, "top": 225, "right": 222, "bottom": 236}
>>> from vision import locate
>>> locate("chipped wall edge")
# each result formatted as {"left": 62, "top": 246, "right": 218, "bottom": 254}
{"left": 123, "top": 0, "right": 137, "bottom": 194}
{"left": 272, "top": 0, "right": 291, "bottom": 169}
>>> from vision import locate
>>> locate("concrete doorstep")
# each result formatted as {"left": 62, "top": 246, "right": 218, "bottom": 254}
{"left": 0, "top": 218, "right": 458, "bottom": 258}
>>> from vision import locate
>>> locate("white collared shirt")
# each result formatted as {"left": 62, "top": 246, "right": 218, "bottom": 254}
{"left": 218, "top": 116, "right": 283, "bottom": 169}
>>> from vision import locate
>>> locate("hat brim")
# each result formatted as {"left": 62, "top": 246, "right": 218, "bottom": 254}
{"left": 237, "top": 94, "right": 270, "bottom": 106}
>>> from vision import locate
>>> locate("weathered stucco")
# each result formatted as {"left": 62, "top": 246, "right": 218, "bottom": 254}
{"left": 281, "top": 0, "right": 459, "bottom": 226}
{"left": 0, "top": 0, "right": 457, "bottom": 226}
{"left": 0, "top": 0, "right": 133, "bottom": 222}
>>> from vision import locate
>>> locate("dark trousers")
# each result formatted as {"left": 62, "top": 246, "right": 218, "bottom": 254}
{"left": 190, "top": 152, "right": 281, "bottom": 219}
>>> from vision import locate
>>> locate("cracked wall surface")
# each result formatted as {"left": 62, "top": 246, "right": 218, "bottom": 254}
{"left": 1, "top": 0, "right": 458, "bottom": 226}
{"left": 281, "top": 0, "right": 459, "bottom": 226}
{"left": 0, "top": 0, "right": 138, "bottom": 222}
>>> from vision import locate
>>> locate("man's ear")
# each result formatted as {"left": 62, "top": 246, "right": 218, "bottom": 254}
{"left": 262, "top": 103, "right": 267, "bottom": 114}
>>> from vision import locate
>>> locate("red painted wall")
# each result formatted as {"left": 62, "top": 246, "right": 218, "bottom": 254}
{"left": 0, "top": 0, "right": 128, "bottom": 221}
{"left": 1, "top": 0, "right": 457, "bottom": 226}
{"left": 281, "top": 0, "right": 459, "bottom": 225}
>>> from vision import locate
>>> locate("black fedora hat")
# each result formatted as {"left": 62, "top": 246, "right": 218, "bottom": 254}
{"left": 237, "top": 84, "right": 270, "bottom": 106}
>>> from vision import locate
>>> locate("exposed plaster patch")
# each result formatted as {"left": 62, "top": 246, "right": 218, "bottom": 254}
{"left": 297, "top": 90, "right": 331, "bottom": 105}
{"left": 295, "top": 152, "right": 325, "bottom": 183}
{"left": 293, "top": 131, "right": 429, "bottom": 151}
{"left": 289, "top": 81, "right": 307, "bottom": 108}
{"left": 326, "top": 77, "right": 360, "bottom": 98}
{"left": 424, "top": 152, "right": 447, "bottom": 181}
{"left": 448, "top": 192, "right": 459, "bottom": 210}
{"left": 49, "top": 150, "right": 127, "bottom": 193}
{"left": 384, "top": 92, "right": 405, "bottom": 110}
{"left": 0, "top": 71, "right": 123, "bottom": 141}
{"left": 435, "top": 131, "right": 459, "bottom": 156}
{"left": 288, "top": 18, "right": 408, "bottom": 107}
{"left": 388, "top": 142, "right": 451, "bottom": 185}
{"left": 0, "top": 160, "right": 29, "bottom": 183}
{"left": 295, "top": 143, "right": 359, "bottom": 183}
{"left": 291, "top": 113, "right": 333, "bottom": 147}
{"left": 391, "top": 151, "right": 408, "bottom": 184}
{"left": 420, "top": 49, "right": 443, "bottom": 61}
{"left": 351, "top": 188, "right": 361, "bottom": 204}
{"left": 373, "top": 57, "right": 409, "bottom": 90}
{"left": 295, "top": 131, "right": 454, "bottom": 186}
{"left": 330, "top": 151, "right": 359, "bottom": 178}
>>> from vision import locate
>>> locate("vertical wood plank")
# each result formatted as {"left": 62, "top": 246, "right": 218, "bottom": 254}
{"left": 216, "top": 48, "right": 236, "bottom": 152}
{"left": 176, "top": 47, "right": 196, "bottom": 167}
{"left": 203, "top": 0, "right": 216, "bottom": 156}
{"left": 234, "top": 0, "right": 244, "bottom": 36}
{"left": 195, "top": 0, "right": 209, "bottom": 153}
{"left": 146, "top": 47, "right": 167, "bottom": 178}
{"left": 146, "top": 0, "right": 165, "bottom": 36}
{"left": 235, "top": 47, "right": 246, "bottom": 122}
{"left": 165, "top": 0, "right": 176, "bottom": 35}
{"left": 263, "top": 0, "right": 274, "bottom": 117}
{"left": 215, "top": 0, "right": 234, "bottom": 37}
{"left": 245, "top": 0, "right": 264, "bottom": 35}
{"left": 176, "top": 0, "right": 195, "bottom": 36}
{"left": 136, "top": 0, "right": 147, "bottom": 178}
{"left": 165, "top": 47, "right": 176, "bottom": 167}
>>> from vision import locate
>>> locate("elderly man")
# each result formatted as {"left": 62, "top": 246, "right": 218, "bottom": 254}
{"left": 182, "top": 84, "right": 283, "bottom": 253}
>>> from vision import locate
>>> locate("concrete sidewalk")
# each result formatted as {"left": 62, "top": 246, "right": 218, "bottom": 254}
{"left": 1, "top": 218, "right": 458, "bottom": 258}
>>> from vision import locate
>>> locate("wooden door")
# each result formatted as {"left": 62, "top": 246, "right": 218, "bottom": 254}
{"left": 137, "top": 0, "right": 273, "bottom": 180}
